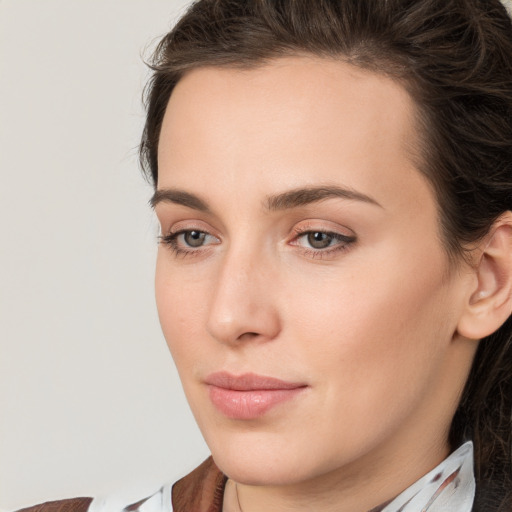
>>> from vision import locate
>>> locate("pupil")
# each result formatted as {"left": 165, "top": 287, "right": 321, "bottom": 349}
{"left": 308, "top": 232, "right": 331, "bottom": 249}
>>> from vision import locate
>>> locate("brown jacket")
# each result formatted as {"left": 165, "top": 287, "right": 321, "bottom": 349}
{"left": 16, "top": 458, "right": 227, "bottom": 512}
{"left": 16, "top": 500, "right": 93, "bottom": 512}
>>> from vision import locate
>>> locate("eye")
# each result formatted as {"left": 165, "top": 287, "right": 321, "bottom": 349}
{"left": 304, "top": 232, "right": 337, "bottom": 249}
{"left": 182, "top": 230, "right": 207, "bottom": 247}
{"left": 294, "top": 230, "right": 355, "bottom": 249}
{"left": 159, "top": 228, "right": 220, "bottom": 256}
{"left": 290, "top": 226, "right": 356, "bottom": 259}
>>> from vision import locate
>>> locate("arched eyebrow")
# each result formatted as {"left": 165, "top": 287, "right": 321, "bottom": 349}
{"left": 150, "top": 189, "right": 211, "bottom": 212}
{"left": 265, "top": 185, "right": 383, "bottom": 210}
{"left": 150, "top": 185, "right": 382, "bottom": 211}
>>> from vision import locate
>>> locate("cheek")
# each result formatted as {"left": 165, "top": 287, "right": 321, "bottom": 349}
{"left": 283, "top": 245, "right": 454, "bottom": 402}
{"left": 155, "top": 252, "right": 209, "bottom": 364}
{"left": 271, "top": 252, "right": 456, "bottom": 466}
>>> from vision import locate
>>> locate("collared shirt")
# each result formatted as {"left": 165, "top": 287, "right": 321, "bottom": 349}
{"left": 88, "top": 441, "right": 475, "bottom": 512}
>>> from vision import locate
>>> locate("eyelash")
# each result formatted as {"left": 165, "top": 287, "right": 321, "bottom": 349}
{"left": 159, "top": 228, "right": 356, "bottom": 259}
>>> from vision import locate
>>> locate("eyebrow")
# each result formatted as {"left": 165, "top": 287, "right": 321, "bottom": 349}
{"left": 265, "top": 185, "right": 382, "bottom": 210}
{"left": 150, "top": 185, "right": 382, "bottom": 211}
{"left": 150, "top": 189, "right": 211, "bottom": 212}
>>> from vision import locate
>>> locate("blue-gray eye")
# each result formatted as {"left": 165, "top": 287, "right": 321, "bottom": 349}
{"left": 184, "top": 230, "right": 207, "bottom": 247}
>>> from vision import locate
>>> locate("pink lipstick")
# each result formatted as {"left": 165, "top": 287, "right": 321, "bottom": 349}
{"left": 205, "top": 372, "right": 307, "bottom": 420}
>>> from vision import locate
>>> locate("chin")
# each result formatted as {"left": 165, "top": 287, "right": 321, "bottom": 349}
{"left": 213, "top": 450, "right": 309, "bottom": 486}
{"left": 203, "top": 427, "right": 339, "bottom": 487}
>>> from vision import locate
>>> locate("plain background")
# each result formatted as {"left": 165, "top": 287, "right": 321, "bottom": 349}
{"left": 0, "top": 0, "right": 210, "bottom": 509}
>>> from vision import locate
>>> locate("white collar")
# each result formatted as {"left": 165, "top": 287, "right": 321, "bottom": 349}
{"left": 380, "top": 441, "right": 475, "bottom": 512}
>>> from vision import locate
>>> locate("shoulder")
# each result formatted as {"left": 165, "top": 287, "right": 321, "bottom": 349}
{"left": 15, "top": 498, "right": 93, "bottom": 512}
{"left": 12, "top": 458, "right": 225, "bottom": 512}
{"left": 86, "top": 458, "right": 226, "bottom": 512}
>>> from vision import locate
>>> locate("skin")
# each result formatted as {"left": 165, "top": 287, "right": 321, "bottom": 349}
{"left": 153, "top": 57, "right": 480, "bottom": 512}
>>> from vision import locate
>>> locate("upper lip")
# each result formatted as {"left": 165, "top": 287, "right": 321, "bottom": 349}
{"left": 204, "top": 372, "right": 307, "bottom": 391}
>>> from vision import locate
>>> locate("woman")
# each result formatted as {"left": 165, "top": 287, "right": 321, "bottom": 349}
{"left": 18, "top": 0, "right": 512, "bottom": 511}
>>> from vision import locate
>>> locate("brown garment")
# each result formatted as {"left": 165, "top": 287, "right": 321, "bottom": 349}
{"left": 16, "top": 498, "right": 93, "bottom": 512}
{"left": 172, "top": 457, "right": 227, "bottom": 512}
{"left": 15, "top": 457, "right": 227, "bottom": 512}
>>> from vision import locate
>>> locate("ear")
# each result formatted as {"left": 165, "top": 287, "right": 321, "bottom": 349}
{"left": 457, "top": 212, "right": 512, "bottom": 340}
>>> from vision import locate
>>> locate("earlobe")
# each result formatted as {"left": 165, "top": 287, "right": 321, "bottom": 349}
{"left": 457, "top": 212, "right": 512, "bottom": 340}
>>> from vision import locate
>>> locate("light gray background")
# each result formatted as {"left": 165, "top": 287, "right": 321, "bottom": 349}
{"left": 0, "top": 1, "right": 209, "bottom": 509}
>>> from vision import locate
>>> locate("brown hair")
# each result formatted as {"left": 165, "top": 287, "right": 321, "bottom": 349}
{"left": 140, "top": 1, "right": 512, "bottom": 509}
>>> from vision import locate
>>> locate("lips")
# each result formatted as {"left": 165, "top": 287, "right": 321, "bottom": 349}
{"left": 204, "top": 372, "right": 307, "bottom": 419}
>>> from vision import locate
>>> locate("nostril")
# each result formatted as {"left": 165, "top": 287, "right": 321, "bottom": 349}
{"left": 237, "top": 332, "right": 260, "bottom": 341}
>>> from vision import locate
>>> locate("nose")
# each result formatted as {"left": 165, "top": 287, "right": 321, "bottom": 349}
{"left": 206, "top": 248, "right": 281, "bottom": 346}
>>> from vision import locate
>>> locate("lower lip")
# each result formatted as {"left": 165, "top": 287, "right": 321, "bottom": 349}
{"left": 208, "top": 386, "right": 306, "bottom": 419}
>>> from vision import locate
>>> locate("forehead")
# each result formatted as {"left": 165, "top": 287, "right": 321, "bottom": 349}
{"left": 161, "top": 55, "right": 416, "bottom": 134}
{"left": 157, "top": 56, "right": 426, "bottom": 211}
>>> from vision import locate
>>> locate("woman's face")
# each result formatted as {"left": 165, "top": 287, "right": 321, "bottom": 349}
{"left": 154, "top": 57, "right": 476, "bottom": 487}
